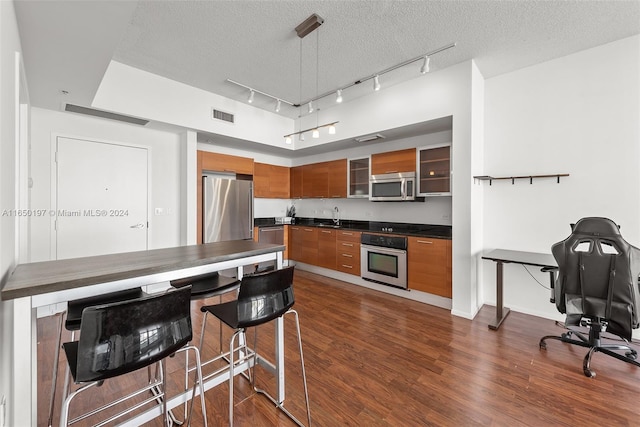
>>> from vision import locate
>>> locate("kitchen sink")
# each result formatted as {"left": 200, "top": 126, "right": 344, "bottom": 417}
{"left": 315, "top": 223, "right": 341, "bottom": 228}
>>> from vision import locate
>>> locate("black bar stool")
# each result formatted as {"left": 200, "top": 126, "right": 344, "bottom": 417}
{"left": 59, "top": 286, "right": 207, "bottom": 426}
{"left": 200, "top": 265, "right": 311, "bottom": 427}
{"left": 48, "top": 287, "right": 146, "bottom": 427}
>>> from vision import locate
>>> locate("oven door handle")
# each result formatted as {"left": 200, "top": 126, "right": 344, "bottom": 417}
{"left": 361, "top": 244, "right": 406, "bottom": 256}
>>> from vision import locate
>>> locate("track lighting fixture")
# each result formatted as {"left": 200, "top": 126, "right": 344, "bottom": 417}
{"left": 420, "top": 56, "right": 431, "bottom": 74}
{"left": 225, "top": 15, "right": 456, "bottom": 146}
{"left": 227, "top": 42, "right": 455, "bottom": 112}
{"left": 283, "top": 121, "right": 339, "bottom": 143}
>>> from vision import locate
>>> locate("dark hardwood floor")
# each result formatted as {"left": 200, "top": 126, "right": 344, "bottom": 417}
{"left": 38, "top": 270, "right": 640, "bottom": 426}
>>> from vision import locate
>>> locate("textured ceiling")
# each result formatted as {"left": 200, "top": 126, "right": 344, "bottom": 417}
{"left": 15, "top": 1, "right": 640, "bottom": 119}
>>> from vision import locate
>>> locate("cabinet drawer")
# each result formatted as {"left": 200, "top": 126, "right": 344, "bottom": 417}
{"left": 336, "top": 230, "right": 361, "bottom": 243}
{"left": 337, "top": 252, "right": 360, "bottom": 275}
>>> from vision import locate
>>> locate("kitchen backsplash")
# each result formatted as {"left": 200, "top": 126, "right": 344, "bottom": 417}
{"left": 254, "top": 196, "right": 452, "bottom": 226}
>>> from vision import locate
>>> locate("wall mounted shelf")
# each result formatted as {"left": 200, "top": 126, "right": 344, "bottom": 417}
{"left": 473, "top": 173, "right": 569, "bottom": 185}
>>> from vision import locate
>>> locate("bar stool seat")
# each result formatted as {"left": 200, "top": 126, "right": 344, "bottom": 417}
{"left": 170, "top": 271, "right": 240, "bottom": 300}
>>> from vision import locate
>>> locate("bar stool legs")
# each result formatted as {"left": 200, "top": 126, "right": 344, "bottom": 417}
{"left": 253, "top": 309, "right": 311, "bottom": 427}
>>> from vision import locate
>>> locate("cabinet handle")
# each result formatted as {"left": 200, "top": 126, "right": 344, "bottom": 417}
{"left": 304, "top": 229, "right": 314, "bottom": 232}
{"left": 341, "top": 232, "right": 354, "bottom": 236}
{"left": 341, "top": 264, "right": 353, "bottom": 269}
{"left": 416, "top": 240, "right": 433, "bottom": 244}
{"left": 341, "top": 254, "right": 353, "bottom": 258}
{"left": 341, "top": 243, "right": 353, "bottom": 247}
{"left": 321, "top": 230, "right": 332, "bottom": 234}
{"left": 386, "top": 170, "right": 398, "bottom": 173}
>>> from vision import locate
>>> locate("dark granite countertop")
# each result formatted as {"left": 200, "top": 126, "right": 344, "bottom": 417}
{"left": 255, "top": 217, "right": 451, "bottom": 239}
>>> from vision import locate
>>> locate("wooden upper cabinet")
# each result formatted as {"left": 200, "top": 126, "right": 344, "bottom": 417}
{"left": 371, "top": 148, "right": 416, "bottom": 175}
{"left": 200, "top": 151, "right": 254, "bottom": 175}
{"left": 327, "top": 159, "right": 347, "bottom": 198}
{"left": 290, "top": 166, "right": 303, "bottom": 198}
{"left": 306, "top": 162, "right": 329, "bottom": 198}
{"left": 254, "top": 162, "right": 290, "bottom": 198}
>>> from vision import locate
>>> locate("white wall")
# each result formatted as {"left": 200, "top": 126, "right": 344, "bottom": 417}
{"left": 0, "top": 1, "right": 27, "bottom": 424}
{"left": 483, "top": 35, "right": 640, "bottom": 323}
{"left": 29, "top": 107, "right": 184, "bottom": 262}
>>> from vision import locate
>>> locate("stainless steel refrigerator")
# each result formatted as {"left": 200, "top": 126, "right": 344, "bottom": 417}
{"left": 203, "top": 176, "right": 253, "bottom": 243}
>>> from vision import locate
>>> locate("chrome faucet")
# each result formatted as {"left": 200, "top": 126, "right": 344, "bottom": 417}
{"left": 332, "top": 206, "right": 340, "bottom": 225}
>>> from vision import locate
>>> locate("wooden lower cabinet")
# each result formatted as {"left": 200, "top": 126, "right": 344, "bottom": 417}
{"left": 408, "top": 236, "right": 452, "bottom": 298}
{"left": 289, "top": 226, "right": 318, "bottom": 265}
{"left": 317, "top": 229, "right": 337, "bottom": 269}
{"left": 336, "top": 230, "right": 361, "bottom": 276}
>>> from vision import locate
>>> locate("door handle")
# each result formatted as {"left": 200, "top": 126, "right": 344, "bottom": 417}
{"left": 130, "top": 223, "right": 145, "bottom": 229}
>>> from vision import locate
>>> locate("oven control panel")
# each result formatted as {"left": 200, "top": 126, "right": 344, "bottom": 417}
{"left": 360, "top": 233, "right": 407, "bottom": 250}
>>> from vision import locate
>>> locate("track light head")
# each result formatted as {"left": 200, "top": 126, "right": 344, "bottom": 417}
{"left": 247, "top": 90, "right": 255, "bottom": 103}
{"left": 275, "top": 99, "right": 281, "bottom": 112}
{"left": 336, "top": 89, "right": 343, "bottom": 103}
{"left": 299, "top": 133, "right": 305, "bottom": 141}
{"left": 307, "top": 101, "right": 314, "bottom": 114}
{"left": 373, "top": 75, "right": 381, "bottom": 91}
{"left": 420, "top": 56, "right": 431, "bottom": 74}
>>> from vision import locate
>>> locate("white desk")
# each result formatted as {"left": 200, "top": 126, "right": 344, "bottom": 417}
{"left": 1, "top": 241, "right": 285, "bottom": 426}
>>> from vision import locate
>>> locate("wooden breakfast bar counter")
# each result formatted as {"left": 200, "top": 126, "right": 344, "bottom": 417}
{"left": 1, "top": 240, "right": 286, "bottom": 426}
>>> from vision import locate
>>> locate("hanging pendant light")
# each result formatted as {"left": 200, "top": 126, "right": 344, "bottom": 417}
{"left": 335, "top": 89, "right": 343, "bottom": 103}
{"left": 420, "top": 56, "right": 431, "bottom": 74}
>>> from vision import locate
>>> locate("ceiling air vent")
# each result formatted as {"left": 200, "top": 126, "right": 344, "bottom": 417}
{"left": 64, "top": 104, "right": 149, "bottom": 126}
{"left": 212, "top": 109, "right": 234, "bottom": 124}
{"left": 354, "top": 133, "right": 385, "bottom": 143}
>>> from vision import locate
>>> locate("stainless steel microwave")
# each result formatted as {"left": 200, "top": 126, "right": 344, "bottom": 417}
{"left": 369, "top": 172, "right": 416, "bottom": 201}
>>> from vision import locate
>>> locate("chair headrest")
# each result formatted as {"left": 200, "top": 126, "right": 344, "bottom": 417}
{"left": 570, "top": 217, "right": 621, "bottom": 237}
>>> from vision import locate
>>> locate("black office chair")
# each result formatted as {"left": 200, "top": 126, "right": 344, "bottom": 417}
{"left": 48, "top": 287, "right": 146, "bottom": 427}
{"left": 200, "top": 265, "right": 311, "bottom": 427}
{"left": 540, "top": 217, "right": 640, "bottom": 377}
{"left": 59, "top": 286, "right": 208, "bottom": 426}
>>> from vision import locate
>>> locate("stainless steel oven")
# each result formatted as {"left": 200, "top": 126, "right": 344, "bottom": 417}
{"left": 360, "top": 233, "right": 408, "bottom": 289}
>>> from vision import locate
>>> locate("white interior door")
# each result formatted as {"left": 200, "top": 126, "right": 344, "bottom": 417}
{"left": 55, "top": 136, "right": 148, "bottom": 259}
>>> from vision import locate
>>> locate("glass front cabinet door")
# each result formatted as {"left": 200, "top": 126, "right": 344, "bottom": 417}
{"left": 348, "top": 157, "right": 370, "bottom": 198}
{"left": 417, "top": 144, "right": 451, "bottom": 196}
